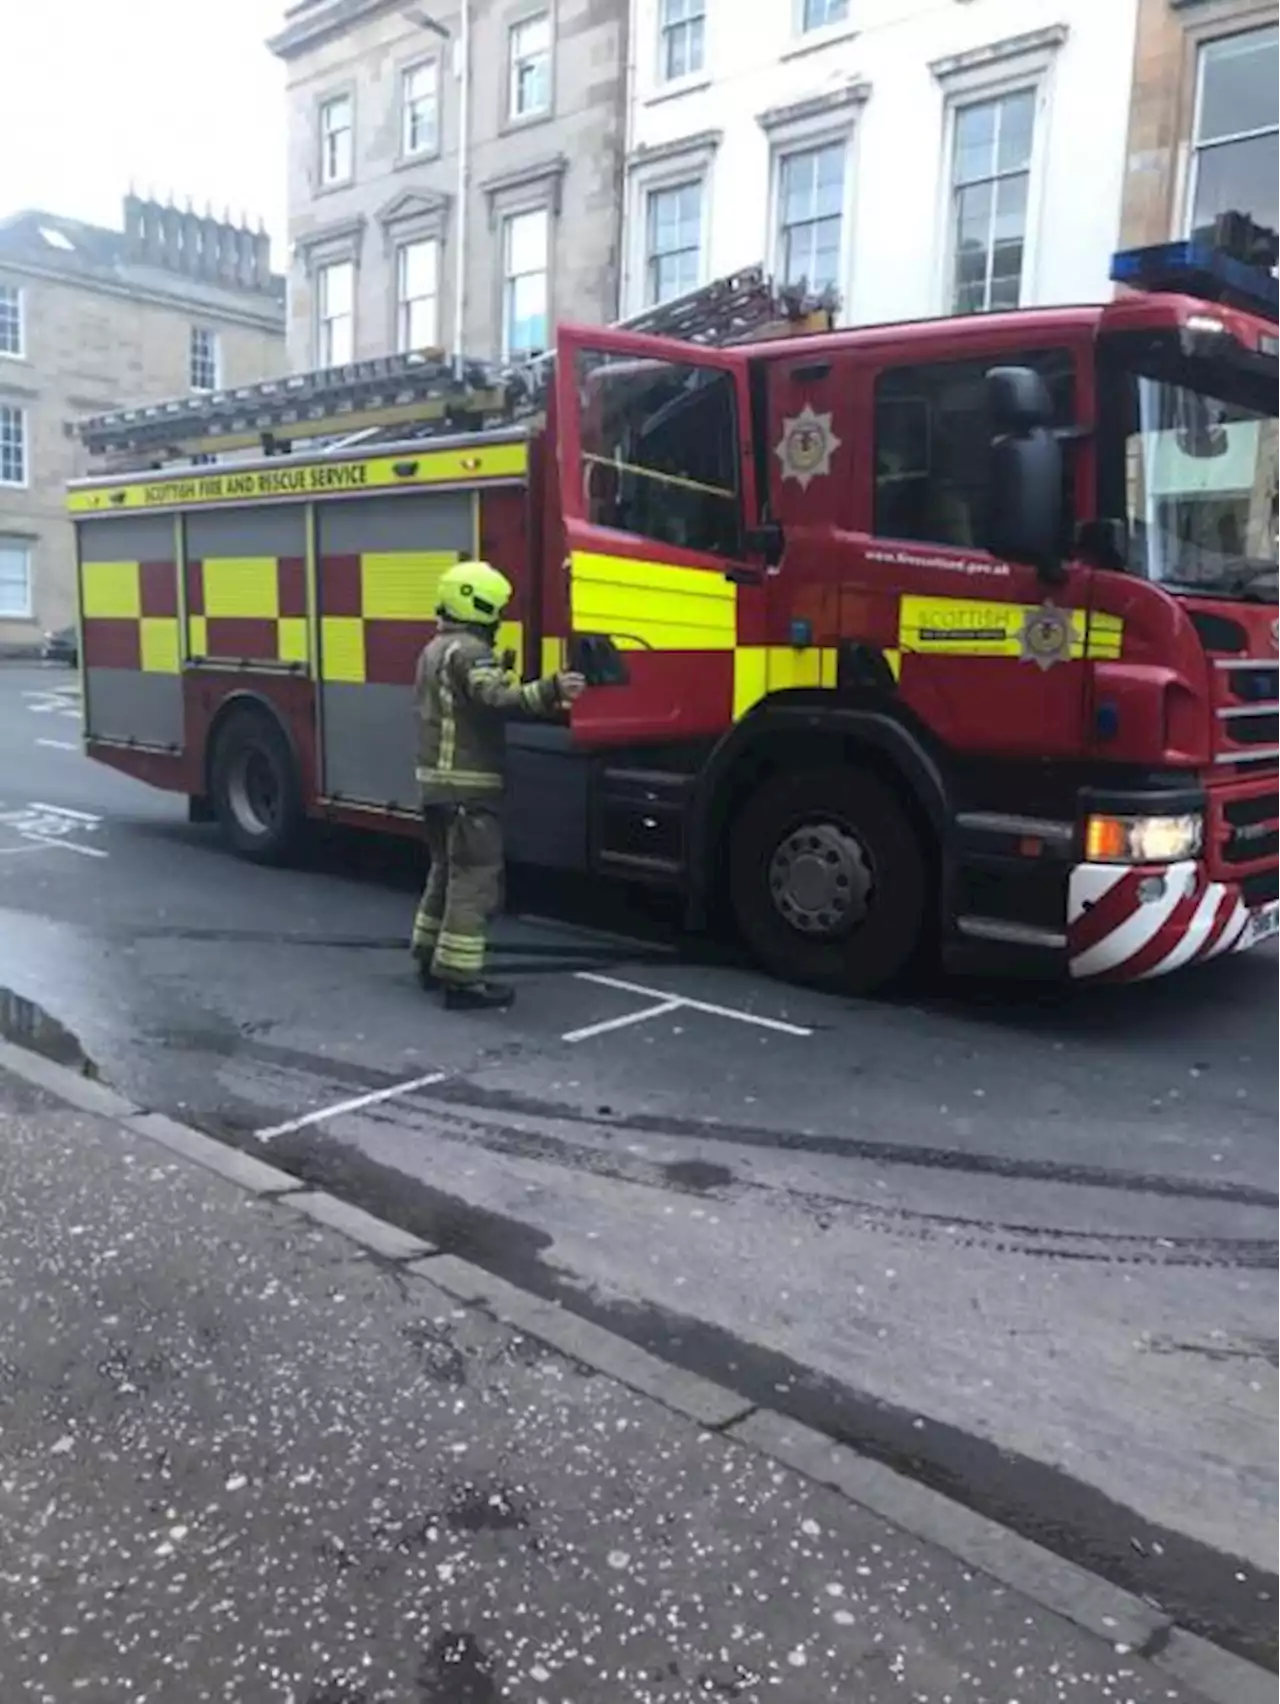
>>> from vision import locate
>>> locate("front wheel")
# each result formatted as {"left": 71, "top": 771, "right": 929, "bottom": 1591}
{"left": 209, "top": 707, "right": 304, "bottom": 864}
{"left": 728, "top": 766, "right": 927, "bottom": 995}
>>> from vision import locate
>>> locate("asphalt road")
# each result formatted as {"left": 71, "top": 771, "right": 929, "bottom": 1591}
{"left": 1, "top": 662, "right": 1276, "bottom": 1666}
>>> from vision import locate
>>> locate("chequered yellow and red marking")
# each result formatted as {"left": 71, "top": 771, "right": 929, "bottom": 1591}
{"left": 317, "top": 490, "right": 531, "bottom": 684}
{"left": 566, "top": 553, "right": 1127, "bottom": 729}
{"left": 185, "top": 555, "right": 309, "bottom": 664}
{"left": 80, "top": 558, "right": 181, "bottom": 673}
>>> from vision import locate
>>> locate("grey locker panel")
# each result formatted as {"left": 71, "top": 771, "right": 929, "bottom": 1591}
{"left": 84, "top": 667, "right": 183, "bottom": 749}
{"left": 186, "top": 505, "right": 306, "bottom": 558}
{"left": 317, "top": 493, "right": 475, "bottom": 557}
{"left": 78, "top": 514, "right": 175, "bottom": 563}
{"left": 321, "top": 682, "right": 417, "bottom": 808}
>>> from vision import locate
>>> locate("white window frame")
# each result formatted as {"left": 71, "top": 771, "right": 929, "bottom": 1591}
{"left": 0, "top": 283, "right": 23, "bottom": 360}
{"left": 396, "top": 237, "right": 440, "bottom": 351}
{"left": 509, "top": 12, "right": 552, "bottom": 122}
{"left": 189, "top": 325, "right": 220, "bottom": 392}
{"left": 797, "top": 0, "right": 848, "bottom": 35}
{"left": 1182, "top": 25, "right": 1279, "bottom": 239}
{"left": 0, "top": 403, "right": 28, "bottom": 488}
{"left": 0, "top": 536, "right": 33, "bottom": 621}
{"left": 944, "top": 88, "right": 1038, "bottom": 316}
{"left": 315, "top": 259, "right": 356, "bottom": 366}
{"left": 657, "top": 0, "right": 706, "bottom": 86}
{"left": 501, "top": 205, "right": 550, "bottom": 361}
{"left": 770, "top": 134, "right": 852, "bottom": 298}
{"left": 318, "top": 93, "right": 354, "bottom": 188}
{"left": 401, "top": 58, "right": 440, "bottom": 159}
{"left": 643, "top": 177, "right": 706, "bottom": 307}
{"left": 930, "top": 32, "right": 1063, "bottom": 318}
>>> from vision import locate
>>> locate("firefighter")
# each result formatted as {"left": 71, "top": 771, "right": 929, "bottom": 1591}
{"left": 411, "top": 560, "right": 584, "bottom": 1010}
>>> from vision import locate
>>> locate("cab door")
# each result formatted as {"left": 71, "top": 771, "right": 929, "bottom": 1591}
{"left": 554, "top": 324, "right": 765, "bottom": 747}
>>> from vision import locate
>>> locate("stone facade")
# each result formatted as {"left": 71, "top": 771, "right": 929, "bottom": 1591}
{"left": 1118, "top": 0, "right": 1277, "bottom": 248}
{"left": 0, "top": 199, "right": 285, "bottom": 650}
{"left": 622, "top": 0, "right": 1143, "bottom": 329}
{"left": 269, "top": 0, "right": 628, "bottom": 367}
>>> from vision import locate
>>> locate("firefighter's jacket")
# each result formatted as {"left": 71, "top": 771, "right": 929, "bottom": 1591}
{"left": 414, "top": 625, "right": 561, "bottom": 806}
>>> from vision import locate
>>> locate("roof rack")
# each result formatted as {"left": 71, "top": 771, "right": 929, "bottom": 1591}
{"left": 76, "top": 267, "right": 838, "bottom": 468}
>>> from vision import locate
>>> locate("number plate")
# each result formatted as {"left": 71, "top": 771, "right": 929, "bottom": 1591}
{"left": 1241, "top": 901, "right": 1280, "bottom": 948}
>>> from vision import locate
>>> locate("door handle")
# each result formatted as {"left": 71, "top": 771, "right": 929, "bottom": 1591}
{"left": 724, "top": 566, "right": 764, "bottom": 587}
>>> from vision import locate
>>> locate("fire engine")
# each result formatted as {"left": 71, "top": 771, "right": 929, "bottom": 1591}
{"left": 67, "top": 229, "right": 1279, "bottom": 994}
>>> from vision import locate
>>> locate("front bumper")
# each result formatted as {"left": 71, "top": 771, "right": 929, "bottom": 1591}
{"left": 1067, "top": 860, "right": 1278, "bottom": 980}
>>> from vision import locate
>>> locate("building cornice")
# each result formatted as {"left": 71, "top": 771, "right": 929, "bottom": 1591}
{"left": 268, "top": 0, "right": 406, "bottom": 60}
{"left": 757, "top": 81, "right": 871, "bottom": 134}
{"left": 929, "top": 25, "right": 1069, "bottom": 83}
{"left": 626, "top": 129, "right": 723, "bottom": 172}
{"left": 0, "top": 255, "right": 284, "bottom": 335}
{"left": 481, "top": 156, "right": 570, "bottom": 223}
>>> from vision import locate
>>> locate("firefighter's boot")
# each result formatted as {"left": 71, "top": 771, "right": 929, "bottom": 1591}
{"left": 443, "top": 979, "right": 515, "bottom": 1012}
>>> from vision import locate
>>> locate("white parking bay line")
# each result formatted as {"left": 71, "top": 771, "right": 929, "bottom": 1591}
{"left": 255, "top": 1070, "right": 449, "bottom": 1142}
{"left": 561, "top": 999, "right": 683, "bottom": 1045}
{"left": 36, "top": 739, "right": 79, "bottom": 752}
{"left": 569, "top": 972, "right": 813, "bottom": 1040}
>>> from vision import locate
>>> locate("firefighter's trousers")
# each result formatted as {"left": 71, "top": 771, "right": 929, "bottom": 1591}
{"left": 411, "top": 803, "right": 504, "bottom": 984}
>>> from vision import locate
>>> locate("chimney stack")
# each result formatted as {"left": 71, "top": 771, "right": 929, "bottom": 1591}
{"left": 121, "top": 192, "right": 271, "bottom": 291}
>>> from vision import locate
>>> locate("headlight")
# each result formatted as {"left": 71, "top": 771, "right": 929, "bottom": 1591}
{"left": 1085, "top": 812, "right": 1203, "bottom": 864}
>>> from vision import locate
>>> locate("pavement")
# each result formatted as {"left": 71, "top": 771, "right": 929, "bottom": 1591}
{"left": 1, "top": 1057, "right": 1268, "bottom": 1704}
{"left": 0, "top": 661, "right": 1276, "bottom": 1685}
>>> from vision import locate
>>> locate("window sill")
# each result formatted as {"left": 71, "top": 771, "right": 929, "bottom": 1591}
{"left": 502, "top": 107, "right": 554, "bottom": 136}
{"left": 0, "top": 351, "right": 29, "bottom": 364}
{"left": 781, "top": 26, "right": 859, "bottom": 63}
{"left": 645, "top": 76, "right": 712, "bottom": 108}
{"left": 396, "top": 147, "right": 442, "bottom": 171}
{"left": 314, "top": 176, "right": 356, "bottom": 199}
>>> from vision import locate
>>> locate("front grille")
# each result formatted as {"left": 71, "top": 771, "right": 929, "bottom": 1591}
{"left": 1242, "top": 868, "right": 1279, "bottom": 908}
{"left": 1224, "top": 712, "right": 1280, "bottom": 746}
{"left": 1226, "top": 667, "right": 1280, "bottom": 704}
{"left": 1218, "top": 789, "right": 1280, "bottom": 870}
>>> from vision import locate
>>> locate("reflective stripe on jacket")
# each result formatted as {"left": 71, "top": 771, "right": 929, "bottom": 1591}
{"left": 414, "top": 626, "right": 560, "bottom": 804}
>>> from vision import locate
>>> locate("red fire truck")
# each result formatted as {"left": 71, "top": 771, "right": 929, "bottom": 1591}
{"left": 68, "top": 239, "right": 1278, "bottom": 994}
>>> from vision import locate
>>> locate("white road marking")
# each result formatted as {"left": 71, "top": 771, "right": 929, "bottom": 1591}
{"left": 569, "top": 971, "right": 813, "bottom": 1039}
{"left": 44, "top": 837, "right": 109, "bottom": 858}
{"left": 255, "top": 1070, "right": 449, "bottom": 1142}
{"left": 0, "top": 802, "right": 106, "bottom": 859}
{"left": 36, "top": 739, "right": 79, "bottom": 752}
{"left": 561, "top": 999, "right": 683, "bottom": 1044}
{"left": 29, "top": 801, "right": 99, "bottom": 822}
{"left": 0, "top": 845, "right": 44, "bottom": 858}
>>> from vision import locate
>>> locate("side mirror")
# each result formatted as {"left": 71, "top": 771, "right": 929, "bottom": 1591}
{"left": 987, "top": 365, "right": 1054, "bottom": 433}
{"left": 983, "top": 365, "right": 1065, "bottom": 583}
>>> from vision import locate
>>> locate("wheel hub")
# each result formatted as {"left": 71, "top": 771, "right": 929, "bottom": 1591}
{"left": 228, "top": 748, "right": 280, "bottom": 837}
{"left": 768, "top": 821, "right": 873, "bottom": 938}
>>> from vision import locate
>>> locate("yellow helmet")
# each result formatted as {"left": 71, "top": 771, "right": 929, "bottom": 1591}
{"left": 436, "top": 560, "right": 513, "bottom": 626}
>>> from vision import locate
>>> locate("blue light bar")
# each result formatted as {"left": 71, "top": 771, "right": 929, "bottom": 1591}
{"left": 1111, "top": 238, "right": 1278, "bottom": 325}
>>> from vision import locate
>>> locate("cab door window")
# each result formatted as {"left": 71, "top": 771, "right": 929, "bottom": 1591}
{"left": 873, "top": 348, "right": 1075, "bottom": 553}
{"left": 575, "top": 350, "right": 744, "bottom": 558}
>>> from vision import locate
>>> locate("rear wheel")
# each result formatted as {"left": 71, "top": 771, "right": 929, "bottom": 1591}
{"left": 209, "top": 707, "right": 304, "bottom": 864}
{"left": 728, "top": 766, "right": 927, "bottom": 995}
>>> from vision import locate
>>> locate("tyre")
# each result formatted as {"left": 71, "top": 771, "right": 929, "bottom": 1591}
{"left": 209, "top": 707, "right": 304, "bottom": 864}
{"left": 728, "top": 765, "right": 927, "bottom": 995}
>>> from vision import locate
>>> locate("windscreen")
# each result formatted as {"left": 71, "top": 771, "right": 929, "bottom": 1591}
{"left": 1111, "top": 344, "right": 1278, "bottom": 602}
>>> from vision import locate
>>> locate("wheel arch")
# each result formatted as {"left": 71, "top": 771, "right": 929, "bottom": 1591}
{"left": 687, "top": 694, "right": 952, "bottom": 924}
{"left": 204, "top": 689, "right": 303, "bottom": 797}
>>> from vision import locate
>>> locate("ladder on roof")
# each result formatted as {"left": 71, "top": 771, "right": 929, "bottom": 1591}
{"left": 76, "top": 268, "right": 838, "bottom": 468}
